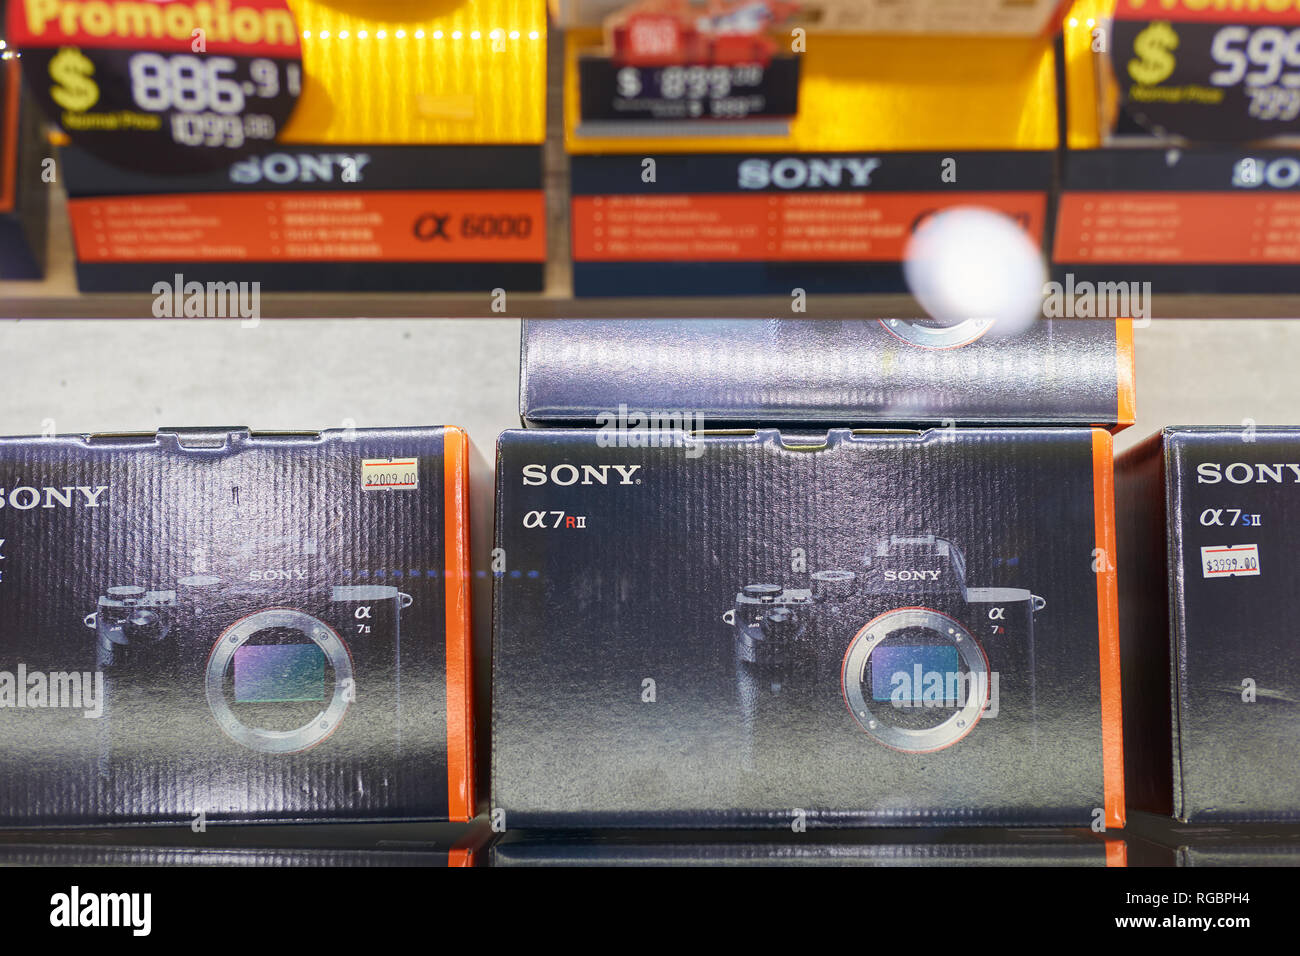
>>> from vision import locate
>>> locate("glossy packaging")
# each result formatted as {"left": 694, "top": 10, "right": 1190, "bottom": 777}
{"left": 0, "top": 822, "right": 490, "bottom": 866}
{"left": 0, "top": 426, "right": 474, "bottom": 825}
{"left": 1125, "top": 813, "right": 1300, "bottom": 866}
{"left": 490, "top": 827, "right": 1126, "bottom": 866}
{"left": 492, "top": 427, "right": 1124, "bottom": 828}
{"left": 1118, "top": 427, "right": 1300, "bottom": 823}
{"left": 520, "top": 319, "right": 1135, "bottom": 429}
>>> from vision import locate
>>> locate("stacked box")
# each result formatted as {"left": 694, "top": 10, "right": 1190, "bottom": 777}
{"left": 519, "top": 318, "right": 1135, "bottom": 430}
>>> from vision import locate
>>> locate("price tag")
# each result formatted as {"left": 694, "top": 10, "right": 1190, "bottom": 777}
{"left": 8, "top": 0, "right": 302, "bottom": 173}
{"left": 578, "top": 56, "right": 801, "bottom": 122}
{"left": 1200, "top": 544, "right": 1261, "bottom": 579}
{"left": 361, "top": 459, "right": 418, "bottom": 492}
{"left": 1112, "top": 1, "right": 1300, "bottom": 142}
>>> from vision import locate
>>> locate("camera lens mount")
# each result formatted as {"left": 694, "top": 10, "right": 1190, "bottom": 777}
{"left": 878, "top": 318, "right": 995, "bottom": 350}
{"left": 205, "top": 608, "right": 354, "bottom": 755}
{"left": 841, "top": 607, "right": 989, "bottom": 753}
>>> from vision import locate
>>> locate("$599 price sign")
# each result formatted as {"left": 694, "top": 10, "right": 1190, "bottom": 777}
{"left": 1113, "top": 0, "right": 1300, "bottom": 141}
{"left": 7, "top": 0, "right": 303, "bottom": 173}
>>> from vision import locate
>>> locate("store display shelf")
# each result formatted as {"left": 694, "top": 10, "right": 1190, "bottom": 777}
{"left": 5, "top": 292, "right": 1300, "bottom": 321}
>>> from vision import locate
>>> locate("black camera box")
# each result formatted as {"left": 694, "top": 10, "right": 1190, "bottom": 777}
{"left": 1118, "top": 427, "right": 1300, "bottom": 823}
{"left": 519, "top": 319, "right": 1135, "bottom": 430}
{"left": 489, "top": 827, "right": 1127, "bottom": 866}
{"left": 492, "top": 427, "right": 1125, "bottom": 828}
{"left": 0, "top": 821, "right": 491, "bottom": 866}
{"left": 1124, "top": 813, "right": 1300, "bottom": 868}
{"left": 0, "top": 426, "right": 475, "bottom": 825}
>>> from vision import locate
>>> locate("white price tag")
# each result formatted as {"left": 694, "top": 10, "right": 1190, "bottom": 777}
{"left": 361, "top": 458, "right": 418, "bottom": 492}
{"left": 1200, "top": 544, "right": 1260, "bottom": 579}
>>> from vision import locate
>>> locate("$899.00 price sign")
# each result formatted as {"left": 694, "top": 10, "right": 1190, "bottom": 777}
{"left": 578, "top": 56, "right": 801, "bottom": 122}
{"left": 8, "top": 0, "right": 302, "bottom": 173}
{"left": 1113, "top": 0, "right": 1300, "bottom": 141}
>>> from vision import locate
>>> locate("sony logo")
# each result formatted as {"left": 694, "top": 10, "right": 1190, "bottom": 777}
{"left": 883, "top": 569, "right": 942, "bottom": 582}
{"left": 248, "top": 569, "right": 309, "bottom": 582}
{"left": 0, "top": 486, "right": 108, "bottom": 510}
{"left": 522, "top": 463, "right": 643, "bottom": 486}
{"left": 230, "top": 152, "right": 372, "bottom": 185}
{"left": 738, "top": 156, "right": 882, "bottom": 190}
{"left": 1197, "top": 462, "right": 1300, "bottom": 484}
{"left": 1232, "top": 157, "right": 1300, "bottom": 189}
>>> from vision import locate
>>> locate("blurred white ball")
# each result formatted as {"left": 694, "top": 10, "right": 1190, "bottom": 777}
{"left": 902, "top": 206, "right": 1046, "bottom": 338}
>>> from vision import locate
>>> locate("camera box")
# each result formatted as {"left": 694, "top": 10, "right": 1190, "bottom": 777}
{"left": 519, "top": 318, "right": 1135, "bottom": 430}
{"left": 490, "top": 827, "right": 1126, "bottom": 866}
{"left": 0, "top": 57, "right": 48, "bottom": 280}
{"left": 11, "top": 0, "right": 547, "bottom": 292}
{"left": 1117, "top": 426, "right": 1300, "bottom": 823}
{"left": 1124, "top": 813, "right": 1300, "bottom": 866}
{"left": 0, "top": 821, "right": 491, "bottom": 866}
{"left": 492, "top": 427, "right": 1125, "bottom": 828}
{"left": 0, "top": 425, "right": 475, "bottom": 826}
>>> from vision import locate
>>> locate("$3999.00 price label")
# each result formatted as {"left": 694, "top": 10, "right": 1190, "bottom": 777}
{"left": 7, "top": 0, "right": 303, "bottom": 173}
{"left": 1200, "top": 543, "right": 1261, "bottom": 579}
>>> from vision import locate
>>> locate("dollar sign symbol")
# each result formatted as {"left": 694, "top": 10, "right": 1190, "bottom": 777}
{"left": 48, "top": 46, "right": 100, "bottom": 113}
{"left": 1128, "top": 21, "right": 1178, "bottom": 86}
{"left": 616, "top": 66, "right": 642, "bottom": 98}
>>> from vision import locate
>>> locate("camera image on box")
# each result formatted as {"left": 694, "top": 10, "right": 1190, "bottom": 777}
{"left": 86, "top": 572, "right": 409, "bottom": 757}
{"left": 727, "top": 535, "right": 1043, "bottom": 763}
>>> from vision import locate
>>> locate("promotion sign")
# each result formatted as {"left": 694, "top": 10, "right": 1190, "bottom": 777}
{"left": 1112, "top": 0, "right": 1300, "bottom": 142}
{"left": 8, "top": 0, "right": 303, "bottom": 172}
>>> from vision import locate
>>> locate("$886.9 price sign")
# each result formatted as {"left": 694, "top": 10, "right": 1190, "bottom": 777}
{"left": 1113, "top": 0, "right": 1300, "bottom": 141}
{"left": 8, "top": 0, "right": 302, "bottom": 173}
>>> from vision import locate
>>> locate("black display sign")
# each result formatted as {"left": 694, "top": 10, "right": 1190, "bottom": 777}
{"left": 579, "top": 54, "right": 801, "bottom": 122}
{"left": 9, "top": 0, "right": 303, "bottom": 173}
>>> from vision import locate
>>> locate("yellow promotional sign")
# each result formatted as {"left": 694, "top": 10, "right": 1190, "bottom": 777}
{"left": 565, "top": 27, "right": 1060, "bottom": 153}
{"left": 283, "top": 0, "right": 547, "bottom": 145}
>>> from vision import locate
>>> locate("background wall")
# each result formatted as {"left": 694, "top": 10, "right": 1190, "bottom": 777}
{"left": 0, "top": 317, "right": 1295, "bottom": 454}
